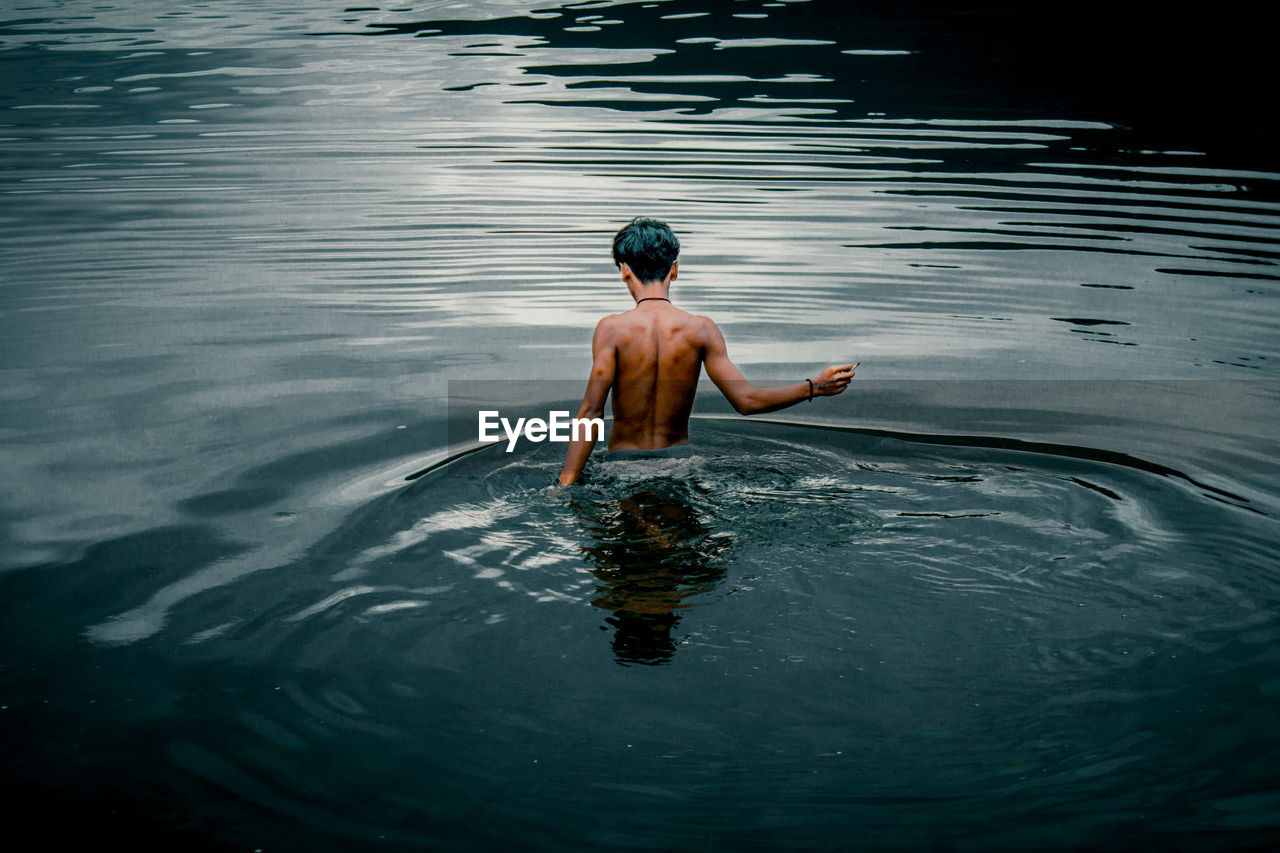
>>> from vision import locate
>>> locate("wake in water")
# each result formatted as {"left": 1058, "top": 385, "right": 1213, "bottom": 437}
{"left": 123, "top": 417, "right": 1270, "bottom": 848}
{"left": 257, "top": 417, "right": 1274, "bottom": 674}
{"left": 8, "top": 417, "right": 1279, "bottom": 850}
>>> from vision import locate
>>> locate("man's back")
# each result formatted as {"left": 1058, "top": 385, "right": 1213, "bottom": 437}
{"left": 600, "top": 300, "right": 704, "bottom": 451}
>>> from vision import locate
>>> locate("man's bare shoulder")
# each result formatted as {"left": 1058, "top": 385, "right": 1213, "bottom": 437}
{"left": 590, "top": 313, "right": 625, "bottom": 351}
{"left": 690, "top": 311, "right": 720, "bottom": 336}
{"left": 594, "top": 312, "right": 624, "bottom": 331}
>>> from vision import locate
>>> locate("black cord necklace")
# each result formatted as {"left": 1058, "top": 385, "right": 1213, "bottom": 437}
{"left": 636, "top": 297, "right": 670, "bottom": 305}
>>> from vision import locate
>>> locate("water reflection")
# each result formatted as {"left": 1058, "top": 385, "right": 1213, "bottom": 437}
{"left": 571, "top": 477, "right": 731, "bottom": 665}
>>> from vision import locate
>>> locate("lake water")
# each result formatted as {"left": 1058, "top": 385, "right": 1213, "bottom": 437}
{"left": 2, "top": 1, "right": 1278, "bottom": 849}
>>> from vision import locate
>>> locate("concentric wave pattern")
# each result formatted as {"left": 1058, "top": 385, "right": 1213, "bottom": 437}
{"left": 171, "top": 418, "right": 1280, "bottom": 843}
{"left": 257, "top": 420, "right": 1278, "bottom": 663}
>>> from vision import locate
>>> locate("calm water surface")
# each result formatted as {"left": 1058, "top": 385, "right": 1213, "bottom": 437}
{"left": 2, "top": 0, "right": 1278, "bottom": 849}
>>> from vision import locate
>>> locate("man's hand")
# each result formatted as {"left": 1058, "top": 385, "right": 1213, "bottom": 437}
{"left": 814, "top": 363, "right": 855, "bottom": 397}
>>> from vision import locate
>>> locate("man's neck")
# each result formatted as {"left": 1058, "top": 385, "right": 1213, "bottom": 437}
{"left": 632, "top": 285, "right": 670, "bottom": 305}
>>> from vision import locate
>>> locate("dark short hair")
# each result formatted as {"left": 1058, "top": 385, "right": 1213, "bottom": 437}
{"left": 612, "top": 217, "right": 679, "bottom": 283}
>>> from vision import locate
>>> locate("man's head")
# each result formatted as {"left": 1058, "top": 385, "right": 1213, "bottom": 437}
{"left": 612, "top": 217, "right": 679, "bottom": 283}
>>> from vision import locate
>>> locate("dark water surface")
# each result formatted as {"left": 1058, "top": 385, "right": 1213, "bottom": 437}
{"left": 2, "top": 1, "right": 1278, "bottom": 849}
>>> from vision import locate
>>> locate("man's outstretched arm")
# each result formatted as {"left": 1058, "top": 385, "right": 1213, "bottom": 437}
{"left": 702, "top": 318, "right": 854, "bottom": 415}
{"left": 558, "top": 318, "right": 617, "bottom": 486}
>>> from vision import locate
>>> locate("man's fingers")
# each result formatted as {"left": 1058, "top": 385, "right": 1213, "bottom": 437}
{"left": 816, "top": 364, "right": 857, "bottom": 395}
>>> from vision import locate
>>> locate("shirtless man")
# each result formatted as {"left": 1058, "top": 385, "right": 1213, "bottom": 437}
{"left": 557, "top": 217, "right": 855, "bottom": 486}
